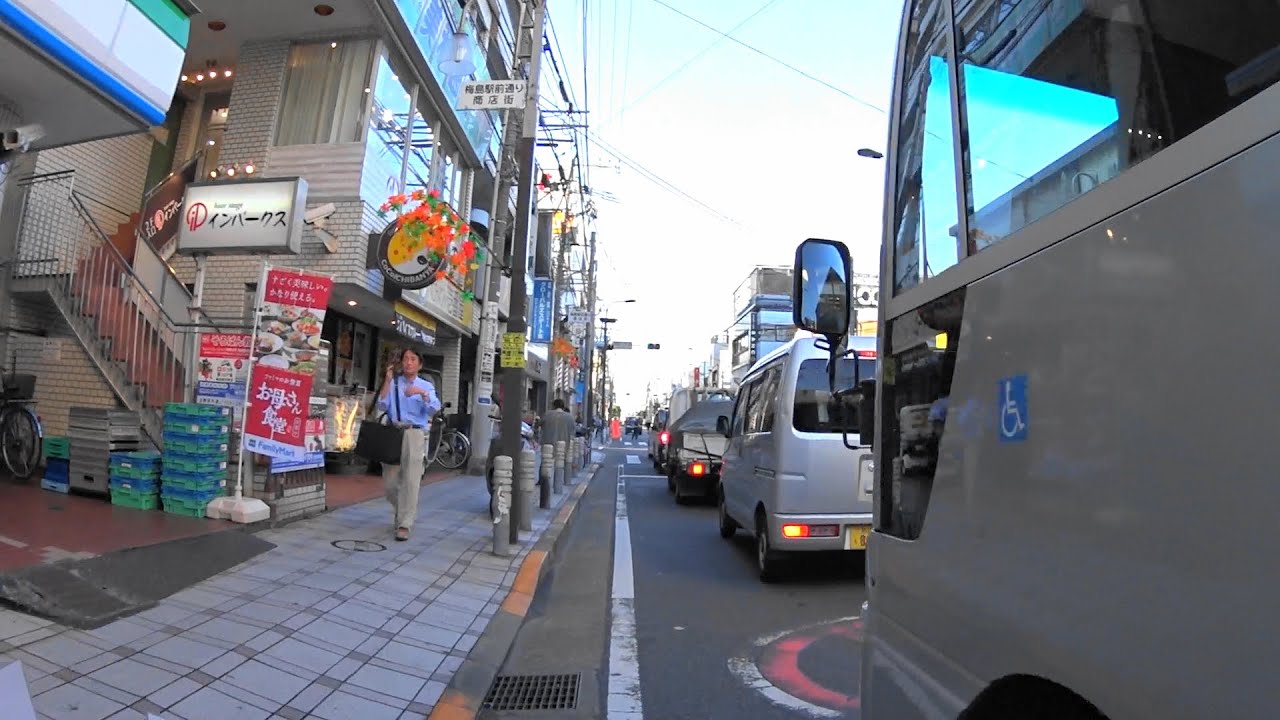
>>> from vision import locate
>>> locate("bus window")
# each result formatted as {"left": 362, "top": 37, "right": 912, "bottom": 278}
{"left": 893, "top": 0, "right": 962, "bottom": 295}
{"left": 955, "top": 0, "right": 1280, "bottom": 253}
{"left": 878, "top": 288, "right": 965, "bottom": 540}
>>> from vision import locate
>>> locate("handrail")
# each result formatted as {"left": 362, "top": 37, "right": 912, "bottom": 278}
{"left": 74, "top": 192, "right": 133, "bottom": 221}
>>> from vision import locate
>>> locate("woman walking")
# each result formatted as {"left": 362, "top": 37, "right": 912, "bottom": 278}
{"left": 377, "top": 348, "right": 441, "bottom": 541}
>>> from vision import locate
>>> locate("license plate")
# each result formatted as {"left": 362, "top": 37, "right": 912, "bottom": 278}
{"left": 847, "top": 526, "right": 871, "bottom": 550}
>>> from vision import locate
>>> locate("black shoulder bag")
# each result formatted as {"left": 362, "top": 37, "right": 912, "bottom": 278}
{"left": 355, "top": 377, "right": 405, "bottom": 465}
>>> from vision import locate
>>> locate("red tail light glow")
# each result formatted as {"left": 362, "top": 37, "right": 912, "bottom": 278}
{"left": 781, "top": 523, "right": 839, "bottom": 538}
{"left": 855, "top": 350, "right": 877, "bottom": 359}
{"left": 659, "top": 431, "right": 670, "bottom": 445}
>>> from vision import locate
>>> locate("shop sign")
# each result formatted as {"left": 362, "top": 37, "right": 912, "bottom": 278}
{"left": 138, "top": 161, "right": 197, "bottom": 259}
{"left": 196, "top": 332, "right": 252, "bottom": 426}
{"left": 530, "top": 277, "right": 553, "bottom": 343}
{"left": 243, "top": 266, "right": 335, "bottom": 461}
{"left": 372, "top": 219, "right": 446, "bottom": 290}
{"left": 270, "top": 416, "right": 327, "bottom": 473}
{"left": 459, "top": 80, "right": 527, "bottom": 110}
{"left": 501, "top": 332, "right": 526, "bottom": 369}
{"left": 177, "top": 178, "right": 307, "bottom": 255}
{"left": 392, "top": 300, "right": 438, "bottom": 346}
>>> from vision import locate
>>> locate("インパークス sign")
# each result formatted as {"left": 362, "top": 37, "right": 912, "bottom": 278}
{"left": 177, "top": 177, "right": 308, "bottom": 255}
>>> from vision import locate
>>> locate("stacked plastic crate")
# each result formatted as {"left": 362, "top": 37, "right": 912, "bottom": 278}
{"left": 40, "top": 437, "right": 70, "bottom": 493}
{"left": 109, "top": 451, "right": 162, "bottom": 510}
{"left": 161, "top": 403, "right": 231, "bottom": 518}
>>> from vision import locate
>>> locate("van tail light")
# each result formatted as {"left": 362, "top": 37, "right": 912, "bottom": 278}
{"left": 688, "top": 461, "right": 707, "bottom": 476}
{"left": 660, "top": 431, "right": 670, "bottom": 445}
{"left": 781, "top": 523, "right": 838, "bottom": 538}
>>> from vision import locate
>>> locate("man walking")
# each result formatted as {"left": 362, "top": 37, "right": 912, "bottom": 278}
{"left": 376, "top": 348, "right": 441, "bottom": 541}
{"left": 542, "top": 398, "right": 575, "bottom": 455}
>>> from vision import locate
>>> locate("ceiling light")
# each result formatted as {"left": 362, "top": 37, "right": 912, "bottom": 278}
{"left": 224, "top": 70, "right": 232, "bottom": 78}
{"left": 208, "top": 20, "right": 226, "bottom": 31}
{"left": 226, "top": 167, "right": 236, "bottom": 176}
{"left": 314, "top": 4, "right": 335, "bottom": 15}
{"left": 196, "top": 73, "right": 204, "bottom": 81}
{"left": 207, "top": 139, "right": 216, "bottom": 146}
{"left": 180, "top": 74, "right": 188, "bottom": 81}
{"left": 209, "top": 170, "right": 218, "bottom": 178}
{"left": 244, "top": 163, "right": 256, "bottom": 174}
{"left": 330, "top": 42, "right": 338, "bottom": 49}
{"left": 364, "top": 87, "right": 371, "bottom": 93}
{"left": 347, "top": 300, "right": 358, "bottom": 306}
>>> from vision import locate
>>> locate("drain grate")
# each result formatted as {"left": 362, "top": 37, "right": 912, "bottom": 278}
{"left": 483, "top": 673, "right": 581, "bottom": 711}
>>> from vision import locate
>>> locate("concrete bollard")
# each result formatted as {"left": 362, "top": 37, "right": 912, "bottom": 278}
{"left": 540, "top": 444, "right": 555, "bottom": 509}
{"left": 518, "top": 449, "right": 537, "bottom": 531}
{"left": 553, "top": 441, "right": 566, "bottom": 494}
{"left": 570, "top": 438, "right": 582, "bottom": 477}
{"left": 491, "top": 456, "right": 513, "bottom": 556}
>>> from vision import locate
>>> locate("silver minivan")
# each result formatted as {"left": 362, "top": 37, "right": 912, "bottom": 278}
{"left": 717, "top": 334, "right": 877, "bottom": 581}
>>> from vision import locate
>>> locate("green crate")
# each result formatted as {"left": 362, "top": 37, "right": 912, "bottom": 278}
{"left": 162, "top": 434, "right": 230, "bottom": 457}
{"left": 162, "top": 496, "right": 212, "bottom": 518}
{"left": 161, "top": 473, "right": 226, "bottom": 492}
{"left": 111, "top": 487, "right": 160, "bottom": 511}
{"left": 109, "top": 463, "right": 161, "bottom": 481}
{"left": 42, "top": 437, "right": 70, "bottom": 460}
{"left": 162, "top": 420, "right": 231, "bottom": 438}
{"left": 163, "top": 456, "right": 228, "bottom": 474}
{"left": 165, "top": 403, "right": 231, "bottom": 419}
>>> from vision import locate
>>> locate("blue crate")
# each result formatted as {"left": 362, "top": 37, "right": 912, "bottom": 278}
{"left": 110, "top": 450, "right": 162, "bottom": 469}
{"left": 43, "top": 459, "right": 69, "bottom": 482}
{"left": 40, "top": 478, "right": 69, "bottom": 493}
{"left": 110, "top": 476, "right": 159, "bottom": 494}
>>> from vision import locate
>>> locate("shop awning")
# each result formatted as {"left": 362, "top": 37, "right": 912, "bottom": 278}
{"left": 328, "top": 282, "right": 396, "bottom": 328}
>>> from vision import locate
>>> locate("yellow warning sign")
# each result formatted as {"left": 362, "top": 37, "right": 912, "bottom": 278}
{"left": 501, "top": 332, "right": 526, "bottom": 368}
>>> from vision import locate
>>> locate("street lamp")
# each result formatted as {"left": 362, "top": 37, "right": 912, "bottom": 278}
{"left": 440, "top": 0, "right": 478, "bottom": 76}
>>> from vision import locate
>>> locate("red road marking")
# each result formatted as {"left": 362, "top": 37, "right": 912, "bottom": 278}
{"left": 756, "top": 618, "right": 862, "bottom": 712}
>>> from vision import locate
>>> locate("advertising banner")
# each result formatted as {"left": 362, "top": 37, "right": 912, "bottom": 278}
{"left": 243, "top": 267, "right": 334, "bottom": 460}
{"left": 270, "top": 416, "right": 327, "bottom": 472}
{"left": 195, "top": 332, "right": 251, "bottom": 427}
{"left": 530, "top": 277, "right": 553, "bottom": 343}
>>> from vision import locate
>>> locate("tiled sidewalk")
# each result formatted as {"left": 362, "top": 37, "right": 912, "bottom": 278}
{"left": 0, "top": 473, "right": 573, "bottom": 720}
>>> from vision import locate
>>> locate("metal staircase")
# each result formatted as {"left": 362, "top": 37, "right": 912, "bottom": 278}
{"left": 10, "top": 170, "right": 202, "bottom": 445}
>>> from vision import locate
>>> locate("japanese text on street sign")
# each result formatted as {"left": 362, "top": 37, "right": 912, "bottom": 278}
{"left": 501, "top": 332, "right": 526, "bottom": 369}
{"left": 196, "top": 333, "right": 251, "bottom": 428}
{"left": 530, "top": 278, "right": 553, "bottom": 344}
{"left": 243, "top": 267, "right": 334, "bottom": 461}
{"left": 458, "top": 80, "right": 527, "bottom": 110}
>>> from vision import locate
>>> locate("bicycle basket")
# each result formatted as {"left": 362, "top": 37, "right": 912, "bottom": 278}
{"left": 3, "top": 374, "right": 36, "bottom": 401}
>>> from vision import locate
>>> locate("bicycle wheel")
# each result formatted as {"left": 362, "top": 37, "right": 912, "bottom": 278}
{"left": 1, "top": 406, "right": 40, "bottom": 479}
{"left": 435, "top": 430, "right": 470, "bottom": 470}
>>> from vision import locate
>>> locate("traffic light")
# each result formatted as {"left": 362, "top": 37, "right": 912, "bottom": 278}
{"left": 646, "top": 343, "right": 661, "bottom": 350}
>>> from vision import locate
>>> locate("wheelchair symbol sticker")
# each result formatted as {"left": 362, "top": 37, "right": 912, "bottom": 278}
{"left": 998, "top": 374, "right": 1028, "bottom": 442}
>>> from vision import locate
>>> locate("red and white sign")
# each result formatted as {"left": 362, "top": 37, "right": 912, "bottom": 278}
{"left": 197, "top": 333, "right": 251, "bottom": 383}
{"left": 243, "top": 267, "right": 334, "bottom": 460}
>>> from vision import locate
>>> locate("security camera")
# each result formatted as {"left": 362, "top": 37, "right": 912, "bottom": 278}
{"left": 2, "top": 124, "right": 45, "bottom": 152}
{"left": 304, "top": 203, "right": 337, "bottom": 224}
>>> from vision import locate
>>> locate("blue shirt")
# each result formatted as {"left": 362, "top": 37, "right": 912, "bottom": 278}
{"left": 378, "top": 375, "right": 441, "bottom": 427}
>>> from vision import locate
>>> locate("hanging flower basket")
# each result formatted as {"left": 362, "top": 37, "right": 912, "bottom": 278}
{"left": 551, "top": 336, "right": 576, "bottom": 358}
{"left": 377, "top": 189, "right": 485, "bottom": 297}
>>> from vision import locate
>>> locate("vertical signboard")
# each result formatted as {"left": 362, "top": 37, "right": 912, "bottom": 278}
{"left": 530, "top": 277, "right": 553, "bottom": 343}
{"left": 136, "top": 161, "right": 198, "bottom": 260}
{"left": 195, "top": 332, "right": 252, "bottom": 427}
{"left": 243, "top": 267, "right": 335, "bottom": 460}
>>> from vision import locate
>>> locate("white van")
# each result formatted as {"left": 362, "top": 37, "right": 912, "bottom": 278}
{"left": 717, "top": 335, "right": 877, "bottom": 581}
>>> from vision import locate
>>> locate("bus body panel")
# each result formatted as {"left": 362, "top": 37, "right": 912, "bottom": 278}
{"left": 866, "top": 121, "right": 1280, "bottom": 719}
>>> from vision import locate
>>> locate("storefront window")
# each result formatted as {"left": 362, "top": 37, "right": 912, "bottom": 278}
{"left": 276, "top": 39, "right": 374, "bottom": 146}
{"left": 363, "top": 50, "right": 413, "bottom": 206}
{"left": 405, "top": 107, "right": 434, "bottom": 195}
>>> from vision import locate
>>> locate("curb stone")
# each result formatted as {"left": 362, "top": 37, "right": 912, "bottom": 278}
{"left": 427, "top": 463, "right": 600, "bottom": 719}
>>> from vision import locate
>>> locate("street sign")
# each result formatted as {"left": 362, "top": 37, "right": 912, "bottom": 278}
{"left": 501, "top": 332, "right": 526, "bottom": 368}
{"left": 611, "top": 341, "right": 633, "bottom": 350}
{"left": 568, "top": 309, "right": 592, "bottom": 326}
{"left": 530, "top": 278, "right": 553, "bottom": 343}
{"left": 459, "top": 80, "right": 528, "bottom": 110}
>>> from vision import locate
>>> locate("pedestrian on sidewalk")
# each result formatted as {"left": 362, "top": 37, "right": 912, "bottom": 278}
{"left": 377, "top": 348, "right": 441, "bottom": 541}
{"left": 543, "top": 398, "right": 575, "bottom": 454}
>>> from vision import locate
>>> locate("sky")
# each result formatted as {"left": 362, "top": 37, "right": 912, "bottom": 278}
{"left": 544, "top": 0, "right": 904, "bottom": 414}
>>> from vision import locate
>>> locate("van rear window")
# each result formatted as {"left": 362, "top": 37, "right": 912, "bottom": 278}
{"left": 793, "top": 358, "right": 875, "bottom": 433}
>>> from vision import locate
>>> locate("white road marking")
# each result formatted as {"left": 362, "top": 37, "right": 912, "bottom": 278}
{"left": 608, "top": 475, "right": 644, "bottom": 719}
{"left": 626, "top": 455, "right": 640, "bottom": 464}
{"left": 725, "top": 615, "right": 860, "bottom": 719}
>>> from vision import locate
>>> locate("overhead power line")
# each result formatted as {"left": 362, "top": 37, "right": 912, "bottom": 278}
{"left": 586, "top": 131, "right": 743, "bottom": 227}
{"left": 646, "top": 0, "right": 887, "bottom": 115}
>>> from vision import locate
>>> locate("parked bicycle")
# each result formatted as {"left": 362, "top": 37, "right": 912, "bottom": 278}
{"left": 423, "top": 403, "right": 470, "bottom": 471}
{"left": 1, "top": 360, "right": 41, "bottom": 479}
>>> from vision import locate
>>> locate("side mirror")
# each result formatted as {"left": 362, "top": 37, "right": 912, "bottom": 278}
{"left": 716, "top": 415, "right": 731, "bottom": 437}
{"left": 792, "top": 238, "right": 852, "bottom": 338}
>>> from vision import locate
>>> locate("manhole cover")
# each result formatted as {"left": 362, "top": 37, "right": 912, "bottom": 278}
{"left": 331, "top": 540, "right": 386, "bottom": 552}
{"left": 483, "top": 673, "right": 581, "bottom": 711}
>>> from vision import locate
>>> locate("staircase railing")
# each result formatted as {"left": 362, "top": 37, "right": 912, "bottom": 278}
{"left": 11, "top": 171, "right": 246, "bottom": 444}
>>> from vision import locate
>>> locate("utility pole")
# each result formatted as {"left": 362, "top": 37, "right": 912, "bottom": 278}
{"left": 500, "top": 0, "right": 546, "bottom": 545}
{"left": 549, "top": 222, "right": 570, "bottom": 405}
{"left": 582, "top": 231, "right": 598, "bottom": 429}
{"left": 599, "top": 317, "right": 615, "bottom": 422}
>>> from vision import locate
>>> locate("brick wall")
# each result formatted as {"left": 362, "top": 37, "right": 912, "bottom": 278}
{"left": 33, "top": 132, "right": 153, "bottom": 231}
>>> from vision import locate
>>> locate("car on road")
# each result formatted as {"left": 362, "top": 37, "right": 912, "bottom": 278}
{"left": 663, "top": 396, "right": 734, "bottom": 504}
{"left": 717, "top": 335, "right": 877, "bottom": 581}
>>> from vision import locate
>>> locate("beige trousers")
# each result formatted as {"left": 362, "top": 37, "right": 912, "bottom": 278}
{"left": 382, "top": 427, "right": 425, "bottom": 530}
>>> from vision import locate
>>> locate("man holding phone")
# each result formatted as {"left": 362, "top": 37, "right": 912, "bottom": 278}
{"left": 377, "top": 348, "right": 441, "bottom": 541}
